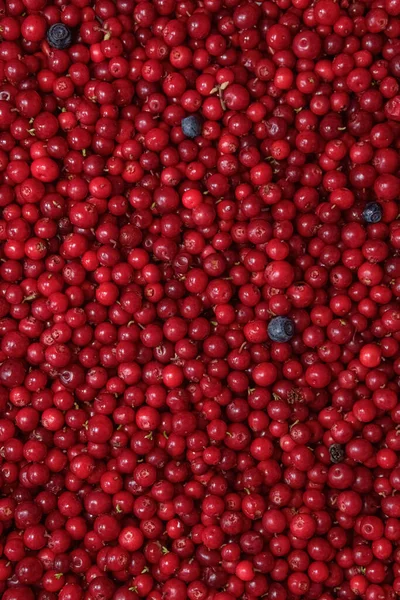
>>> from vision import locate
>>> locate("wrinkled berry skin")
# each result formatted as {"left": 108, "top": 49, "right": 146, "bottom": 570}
{"left": 268, "top": 317, "right": 294, "bottom": 342}
{"left": 181, "top": 115, "right": 202, "bottom": 138}
{"left": 47, "top": 23, "right": 72, "bottom": 49}
{"left": 362, "top": 202, "right": 382, "bottom": 224}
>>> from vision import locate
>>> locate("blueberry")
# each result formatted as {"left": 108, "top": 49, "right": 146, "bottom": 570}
{"left": 181, "top": 115, "right": 202, "bottom": 139}
{"left": 329, "top": 444, "right": 344, "bottom": 464}
{"left": 362, "top": 202, "right": 382, "bottom": 224}
{"left": 267, "top": 317, "right": 294, "bottom": 343}
{"left": 47, "top": 23, "right": 72, "bottom": 50}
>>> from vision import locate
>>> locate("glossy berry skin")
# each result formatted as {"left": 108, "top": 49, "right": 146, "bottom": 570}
{"left": 181, "top": 115, "right": 202, "bottom": 138}
{"left": 362, "top": 202, "right": 382, "bottom": 224}
{"left": 0, "top": 0, "right": 399, "bottom": 598}
{"left": 268, "top": 317, "right": 295, "bottom": 342}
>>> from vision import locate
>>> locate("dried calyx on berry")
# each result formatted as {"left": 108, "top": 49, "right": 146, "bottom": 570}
{"left": 47, "top": 23, "right": 72, "bottom": 50}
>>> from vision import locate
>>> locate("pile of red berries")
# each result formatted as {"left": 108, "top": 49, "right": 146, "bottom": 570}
{"left": 0, "top": 0, "right": 400, "bottom": 598}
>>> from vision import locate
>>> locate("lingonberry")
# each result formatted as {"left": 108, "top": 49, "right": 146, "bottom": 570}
{"left": 0, "top": 0, "right": 397, "bottom": 597}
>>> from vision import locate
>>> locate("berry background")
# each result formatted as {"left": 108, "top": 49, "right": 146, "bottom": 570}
{"left": 0, "top": 0, "right": 399, "bottom": 599}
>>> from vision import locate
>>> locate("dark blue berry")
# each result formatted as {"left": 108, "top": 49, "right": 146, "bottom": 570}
{"left": 362, "top": 202, "right": 382, "bottom": 224}
{"left": 268, "top": 317, "right": 294, "bottom": 343}
{"left": 329, "top": 444, "right": 344, "bottom": 464}
{"left": 47, "top": 24, "right": 72, "bottom": 50}
{"left": 181, "top": 115, "right": 202, "bottom": 139}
